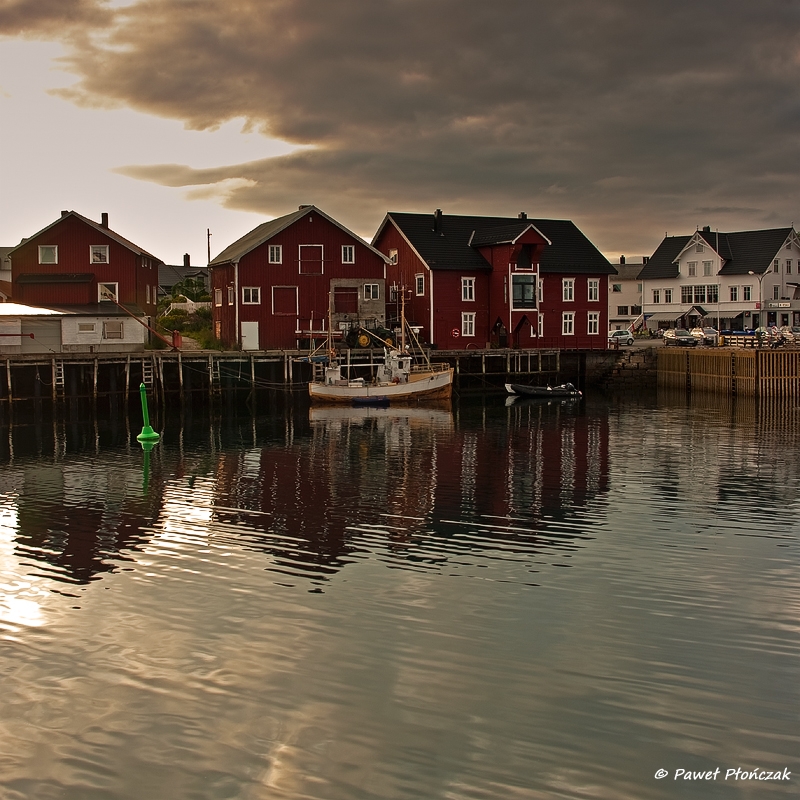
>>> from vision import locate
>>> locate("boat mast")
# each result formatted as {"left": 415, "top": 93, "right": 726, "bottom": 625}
{"left": 400, "top": 288, "right": 406, "bottom": 352}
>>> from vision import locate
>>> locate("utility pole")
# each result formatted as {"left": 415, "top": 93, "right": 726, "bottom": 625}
{"left": 207, "top": 229, "right": 211, "bottom": 265}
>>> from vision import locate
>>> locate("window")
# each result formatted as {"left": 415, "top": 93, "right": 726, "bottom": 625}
{"left": 587, "top": 312, "right": 599, "bottom": 335}
{"left": 227, "top": 286, "right": 235, "bottom": 305}
{"left": 681, "top": 286, "right": 693, "bottom": 304}
{"left": 730, "top": 286, "right": 738, "bottom": 302}
{"left": 743, "top": 285, "right": 752, "bottom": 301}
{"left": 774, "top": 259, "right": 780, "bottom": 272}
{"left": 342, "top": 245, "right": 355, "bottom": 264}
{"left": 562, "top": 278, "right": 574, "bottom": 301}
{"left": 461, "top": 277, "right": 475, "bottom": 301}
{"left": 688, "top": 261, "right": 697, "bottom": 277}
{"left": 774, "top": 285, "right": 780, "bottom": 300}
{"left": 631, "top": 305, "right": 642, "bottom": 315}
{"left": 146, "top": 285, "right": 150, "bottom": 305}
{"left": 703, "top": 261, "right": 713, "bottom": 276}
{"left": 695, "top": 243, "right": 704, "bottom": 253}
{"left": 364, "top": 284, "right": 379, "bottom": 300}
{"left": 214, "top": 320, "right": 221, "bottom": 338}
{"left": 269, "top": 245, "right": 282, "bottom": 264}
{"left": 91, "top": 245, "right": 109, "bottom": 264}
{"left": 587, "top": 279, "right": 599, "bottom": 301}
{"left": 415, "top": 274, "right": 425, "bottom": 296}
{"left": 102, "top": 320, "right": 123, "bottom": 340}
{"left": 242, "top": 287, "right": 260, "bottom": 304}
{"left": 652, "top": 289, "right": 661, "bottom": 304}
{"left": 693, "top": 286, "right": 706, "bottom": 304}
{"left": 538, "top": 313, "right": 544, "bottom": 338}
{"left": 388, "top": 249, "right": 398, "bottom": 264}
{"left": 787, "top": 260, "right": 793, "bottom": 274}
{"left": 707, "top": 285, "right": 718, "bottom": 304}
{"left": 538, "top": 277, "right": 543, "bottom": 303}
{"left": 214, "top": 288, "right": 222, "bottom": 307}
{"left": 98, "top": 282, "right": 118, "bottom": 302}
{"left": 617, "top": 306, "right": 629, "bottom": 316}
{"left": 77, "top": 322, "right": 96, "bottom": 333}
{"left": 38, "top": 245, "right": 57, "bottom": 264}
{"left": 512, "top": 274, "right": 536, "bottom": 309}
{"left": 664, "top": 289, "right": 672, "bottom": 304}
{"left": 612, "top": 284, "right": 622, "bottom": 293}
{"left": 562, "top": 312, "right": 574, "bottom": 335}
{"left": 461, "top": 312, "right": 475, "bottom": 337}
{"left": 637, "top": 283, "right": 642, "bottom": 292}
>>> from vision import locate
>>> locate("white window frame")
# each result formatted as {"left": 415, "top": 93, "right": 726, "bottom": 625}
{"left": 787, "top": 260, "right": 792, "bottom": 274}
{"left": 461, "top": 277, "right": 475, "bottom": 302}
{"left": 77, "top": 322, "right": 96, "bottom": 333}
{"left": 773, "top": 285, "right": 780, "bottom": 300}
{"left": 652, "top": 289, "right": 660, "bottom": 304}
{"left": 415, "top": 273, "right": 425, "bottom": 296}
{"left": 242, "top": 287, "right": 261, "bottom": 304}
{"left": 695, "top": 243, "right": 704, "bottom": 253}
{"left": 146, "top": 285, "right": 150, "bottom": 305}
{"left": 363, "top": 283, "right": 379, "bottom": 300}
{"left": 703, "top": 261, "right": 713, "bottom": 276}
{"left": 664, "top": 288, "right": 673, "bottom": 304}
{"left": 587, "top": 279, "right": 599, "bottom": 302}
{"left": 269, "top": 245, "right": 282, "bottom": 264}
{"left": 227, "top": 286, "right": 235, "bottom": 305}
{"left": 743, "top": 285, "right": 752, "bottom": 301}
{"left": 102, "top": 320, "right": 124, "bottom": 340}
{"left": 342, "top": 245, "right": 355, "bottom": 264}
{"left": 562, "top": 312, "right": 574, "bottom": 336}
{"left": 98, "top": 282, "right": 118, "bottom": 302}
{"left": 688, "top": 261, "right": 697, "bottom": 277}
{"left": 388, "top": 249, "right": 398, "bottom": 265}
{"left": 298, "top": 244, "right": 324, "bottom": 274}
{"left": 538, "top": 313, "right": 544, "bottom": 338}
{"left": 538, "top": 278, "right": 543, "bottom": 304}
{"left": 562, "top": 278, "right": 574, "bottom": 302}
{"left": 461, "top": 312, "right": 475, "bottom": 337}
{"left": 38, "top": 245, "right": 58, "bottom": 264}
{"left": 90, "top": 245, "right": 109, "bottom": 264}
{"left": 730, "top": 286, "right": 738, "bottom": 302}
{"left": 587, "top": 312, "right": 599, "bottom": 335}
{"left": 774, "top": 259, "right": 780, "bottom": 272}
{"left": 214, "top": 288, "right": 222, "bottom": 307}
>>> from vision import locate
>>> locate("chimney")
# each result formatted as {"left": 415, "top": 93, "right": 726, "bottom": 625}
{"left": 299, "top": 204, "right": 312, "bottom": 210}
{"left": 61, "top": 210, "right": 69, "bottom": 217}
{"left": 183, "top": 253, "right": 190, "bottom": 268}
{"left": 101, "top": 212, "right": 109, "bottom": 228}
{"left": 433, "top": 208, "right": 442, "bottom": 232}
{"left": 620, "top": 255, "right": 626, "bottom": 265}
{"left": 518, "top": 212, "right": 527, "bottom": 219}
{"left": 702, "top": 225, "right": 711, "bottom": 233}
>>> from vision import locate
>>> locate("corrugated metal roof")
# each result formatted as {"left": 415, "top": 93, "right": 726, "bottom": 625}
{"left": 377, "top": 212, "right": 614, "bottom": 274}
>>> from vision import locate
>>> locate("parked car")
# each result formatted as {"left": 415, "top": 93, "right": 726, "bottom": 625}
{"left": 663, "top": 328, "right": 698, "bottom": 346}
{"left": 608, "top": 330, "right": 634, "bottom": 346}
{"left": 690, "top": 327, "right": 719, "bottom": 345}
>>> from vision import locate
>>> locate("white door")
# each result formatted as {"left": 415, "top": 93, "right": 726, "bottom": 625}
{"left": 241, "top": 321, "right": 259, "bottom": 350}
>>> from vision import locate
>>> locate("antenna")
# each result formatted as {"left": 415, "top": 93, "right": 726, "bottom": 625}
{"left": 207, "top": 228, "right": 211, "bottom": 264}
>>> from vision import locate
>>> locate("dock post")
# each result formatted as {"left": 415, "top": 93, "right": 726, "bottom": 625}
{"left": 51, "top": 359, "right": 57, "bottom": 402}
{"left": 5, "top": 359, "right": 11, "bottom": 403}
{"left": 178, "top": 352, "right": 184, "bottom": 399}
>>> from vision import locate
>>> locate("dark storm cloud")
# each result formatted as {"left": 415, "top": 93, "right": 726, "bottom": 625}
{"left": 14, "top": 0, "right": 800, "bottom": 250}
{"left": 0, "top": 0, "right": 107, "bottom": 35}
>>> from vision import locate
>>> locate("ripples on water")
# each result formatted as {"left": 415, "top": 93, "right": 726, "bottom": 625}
{"left": 0, "top": 393, "right": 799, "bottom": 799}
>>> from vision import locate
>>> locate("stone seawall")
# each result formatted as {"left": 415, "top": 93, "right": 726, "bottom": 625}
{"left": 586, "top": 346, "right": 659, "bottom": 392}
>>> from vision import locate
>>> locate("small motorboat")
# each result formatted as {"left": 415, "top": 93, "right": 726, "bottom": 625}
{"left": 505, "top": 382, "right": 582, "bottom": 398}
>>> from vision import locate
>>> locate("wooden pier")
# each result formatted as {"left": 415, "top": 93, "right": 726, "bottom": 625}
{"left": 658, "top": 347, "right": 800, "bottom": 398}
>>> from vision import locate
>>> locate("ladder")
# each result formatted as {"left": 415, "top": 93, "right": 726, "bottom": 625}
{"left": 54, "top": 361, "right": 65, "bottom": 388}
{"left": 142, "top": 358, "right": 154, "bottom": 386}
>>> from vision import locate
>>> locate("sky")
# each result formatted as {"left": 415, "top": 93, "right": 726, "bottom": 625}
{"left": 1, "top": 0, "right": 799, "bottom": 266}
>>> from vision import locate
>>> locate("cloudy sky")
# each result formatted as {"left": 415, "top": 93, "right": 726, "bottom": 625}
{"left": 1, "top": 0, "right": 799, "bottom": 265}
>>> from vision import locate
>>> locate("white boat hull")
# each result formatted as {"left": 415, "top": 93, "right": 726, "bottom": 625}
{"left": 309, "top": 368, "right": 454, "bottom": 405}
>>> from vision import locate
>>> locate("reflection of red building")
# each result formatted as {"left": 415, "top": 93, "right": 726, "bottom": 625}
{"left": 373, "top": 210, "right": 615, "bottom": 349}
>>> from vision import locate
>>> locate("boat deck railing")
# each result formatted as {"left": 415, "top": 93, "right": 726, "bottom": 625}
{"left": 411, "top": 362, "right": 451, "bottom": 374}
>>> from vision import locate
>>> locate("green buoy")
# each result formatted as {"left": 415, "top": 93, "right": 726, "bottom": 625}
{"left": 136, "top": 382, "right": 160, "bottom": 444}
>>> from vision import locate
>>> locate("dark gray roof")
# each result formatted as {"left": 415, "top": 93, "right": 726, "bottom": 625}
{"left": 16, "top": 272, "right": 93, "bottom": 284}
{"left": 210, "top": 205, "right": 388, "bottom": 266}
{"left": 8, "top": 211, "right": 162, "bottom": 262}
{"left": 639, "top": 228, "right": 794, "bottom": 280}
{"left": 159, "top": 264, "right": 209, "bottom": 289}
{"left": 377, "top": 212, "right": 614, "bottom": 274}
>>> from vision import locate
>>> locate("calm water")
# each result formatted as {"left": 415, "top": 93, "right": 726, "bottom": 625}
{"left": 0, "top": 393, "right": 799, "bottom": 799}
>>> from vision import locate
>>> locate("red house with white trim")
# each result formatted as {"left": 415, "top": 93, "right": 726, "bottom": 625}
{"left": 9, "top": 210, "right": 162, "bottom": 315}
{"left": 372, "top": 210, "right": 615, "bottom": 349}
{"left": 209, "top": 205, "right": 388, "bottom": 350}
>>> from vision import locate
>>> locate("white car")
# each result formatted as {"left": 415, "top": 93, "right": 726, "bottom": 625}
{"left": 608, "top": 330, "right": 634, "bottom": 346}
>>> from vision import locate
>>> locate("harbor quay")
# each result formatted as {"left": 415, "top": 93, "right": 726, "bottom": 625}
{"left": 0, "top": 347, "right": 652, "bottom": 405}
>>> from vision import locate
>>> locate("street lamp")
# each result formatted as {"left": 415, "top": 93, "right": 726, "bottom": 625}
{"left": 748, "top": 270, "right": 767, "bottom": 342}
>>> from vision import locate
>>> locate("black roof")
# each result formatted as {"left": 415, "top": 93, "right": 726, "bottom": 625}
{"left": 639, "top": 228, "right": 794, "bottom": 280}
{"left": 159, "top": 264, "right": 209, "bottom": 289}
{"left": 379, "top": 212, "right": 614, "bottom": 274}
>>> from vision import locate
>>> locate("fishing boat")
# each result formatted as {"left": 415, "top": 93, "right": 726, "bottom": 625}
{"left": 504, "top": 382, "right": 582, "bottom": 398}
{"left": 307, "top": 293, "right": 454, "bottom": 406}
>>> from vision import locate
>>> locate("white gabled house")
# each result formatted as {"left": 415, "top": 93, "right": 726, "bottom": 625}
{"left": 639, "top": 226, "right": 800, "bottom": 331}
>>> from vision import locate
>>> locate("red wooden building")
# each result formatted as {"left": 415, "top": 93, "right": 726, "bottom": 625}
{"left": 8, "top": 211, "right": 162, "bottom": 316}
{"left": 209, "top": 205, "right": 389, "bottom": 350}
{"left": 372, "top": 210, "right": 616, "bottom": 349}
